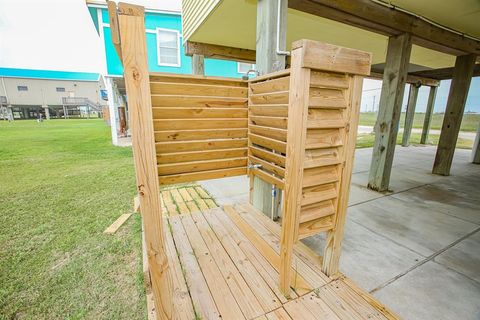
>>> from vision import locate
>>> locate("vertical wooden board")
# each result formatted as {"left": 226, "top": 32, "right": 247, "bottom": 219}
{"left": 202, "top": 209, "right": 283, "bottom": 311}
{"left": 188, "top": 213, "right": 264, "bottom": 319}
{"left": 169, "top": 217, "right": 221, "bottom": 319}
{"left": 114, "top": 3, "right": 173, "bottom": 318}
{"left": 401, "top": 84, "right": 419, "bottom": 147}
{"left": 178, "top": 188, "right": 193, "bottom": 202}
{"left": 280, "top": 44, "right": 311, "bottom": 296}
{"left": 179, "top": 214, "right": 245, "bottom": 320}
{"left": 420, "top": 86, "right": 438, "bottom": 144}
{"left": 323, "top": 76, "right": 364, "bottom": 275}
{"left": 164, "top": 221, "right": 196, "bottom": 320}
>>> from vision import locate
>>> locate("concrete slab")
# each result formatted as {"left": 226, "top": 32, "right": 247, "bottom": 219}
{"left": 348, "top": 184, "right": 384, "bottom": 206}
{"left": 303, "top": 219, "right": 424, "bottom": 292}
{"left": 349, "top": 195, "right": 478, "bottom": 256}
{"left": 373, "top": 261, "right": 480, "bottom": 320}
{"left": 199, "top": 175, "right": 249, "bottom": 205}
{"left": 435, "top": 230, "right": 480, "bottom": 283}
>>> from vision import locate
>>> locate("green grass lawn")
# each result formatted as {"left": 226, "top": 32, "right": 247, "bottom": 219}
{"left": 359, "top": 112, "right": 480, "bottom": 132}
{"left": 0, "top": 119, "right": 145, "bottom": 319}
{"left": 356, "top": 132, "right": 473, "bottom": 149}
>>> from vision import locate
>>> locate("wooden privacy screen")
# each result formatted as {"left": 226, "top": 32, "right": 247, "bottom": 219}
{"left": 151, "top": 74, "right": 249, "bottom": 185}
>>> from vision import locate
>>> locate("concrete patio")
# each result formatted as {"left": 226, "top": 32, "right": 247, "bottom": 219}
{"left": 200, "top": 146, "right": 480, "bottom": 320}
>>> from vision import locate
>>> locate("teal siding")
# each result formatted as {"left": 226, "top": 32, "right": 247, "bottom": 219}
{"left": 0, "top": 68, "right": 99, "bottom": 81}
{"left": 88, "top": 7, "right": 99, "bottom": 35}
{"left": 97, "top": 8, "right": 244, "bottom": 78}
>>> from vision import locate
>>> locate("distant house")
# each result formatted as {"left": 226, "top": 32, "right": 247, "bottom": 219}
{"left": 86, "top": 0, "right": 255, "bottom": 145}
{"left": 0, "top": 68, "right": 106, "bottom": 120}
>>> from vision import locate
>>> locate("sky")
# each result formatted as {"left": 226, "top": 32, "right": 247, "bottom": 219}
{"left": 0, "top": 0, "right": 478, "bottom": 113}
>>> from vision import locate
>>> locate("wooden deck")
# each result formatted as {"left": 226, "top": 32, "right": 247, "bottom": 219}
{"left": 162, "top": 203, "right": 397, "bottom": 320}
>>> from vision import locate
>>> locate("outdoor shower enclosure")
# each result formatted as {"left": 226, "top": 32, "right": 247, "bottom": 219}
{"left": 109, "top": 2, "right": 375, "bottom": 319}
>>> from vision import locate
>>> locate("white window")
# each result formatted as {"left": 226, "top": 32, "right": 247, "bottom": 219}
{"left": 238, "top": 62, "right": 256, "bottom": 74}
{"left": 157, "top": 28, "right": 180, "bottom": 67}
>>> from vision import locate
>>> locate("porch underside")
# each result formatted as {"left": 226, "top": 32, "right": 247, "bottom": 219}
{"left": 164, "top": 203, "right": 397, "bottom": 319}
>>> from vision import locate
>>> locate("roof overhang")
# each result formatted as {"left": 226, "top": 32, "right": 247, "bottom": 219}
{"left": 184, "top": 0, "right": 480, "bottom": 73}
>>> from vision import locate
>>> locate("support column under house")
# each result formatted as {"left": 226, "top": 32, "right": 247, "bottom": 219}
{"left": 402, "top": 83, "right": 420, "bottom": 147}
{"left": 420, "top": 86, "right": 438, "bottom": 144}
{"left": 368, "top": 33, "right": 412, "bottom": 192}
{"left": 432, "top": 54, "right": 476, "bottom": 175}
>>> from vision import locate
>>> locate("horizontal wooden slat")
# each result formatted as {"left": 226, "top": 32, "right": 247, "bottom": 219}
{"left": 298, "top": 215, "right": 334, "bottom": 240}
{"left": 249, "top": 125, "right": 287, "bottom": 142}
{"left": 249, "top": 76, "right": 289, "bottom": 94}
{"left": 307, "top": 109, "right": 345, "bottom": 129}
{"left": 249, "top": 133, "right": 287, "bottom": 153}
{"left": 249, "top": 155, "right": 285, "bottom": 177}
{"left": 158, "top": 157, "right": 247, "bottom": 175}
{"left": 249, "top": 91, "right": 289, "bottom": 105}
{"left": 309, "top": 88, "right": 347, "bottom": 109}
{"left": 154, "top": 119, "right": 248, "bottom": 130}
{"left": 155, "top": 128, "right": 248, "bottom": 142}
{"left": 159, "top": 167, "right": 247, "bottom": 185}
{"left": 150, "top": 82, "right": 247, "bottom": 97}
{"left": 249, "top": 145, "right": 286, "bottom": 168}
{"left": 304, "top": 148, "right": 341, "bottom": 169}
{"left": 302, "top": 165, "right": 339, "bottom": 188}
{"left": 300, "top": 200, "right": 335, "bottom": 223}
{"left": 152, "top": 107, "right": 247, "bottom": 119}
{"left": 251, "top": 168, "right": 284, "bottom": 189}
{"left": 310, "top": 71, "right": 349, "bottom": 89}
{"left": 149, "top": 73, "right": 248, "bottom": 87}
{"left": 157, "top": 148, "right": 247, "bottom": 164}
{"left": 305, "top": 129, "right": 343, "bottom": 149}
{"left": 302, "top": 184, "right": 337, "bottom": 206}
{"left": 250, "top": 116, "right": 287, "bottom": 129}
{"left": 151, "top": 95, "right": 247, "bottom": 108}
{"left": 157, "top": 138, "right": 248, "bottom": 153}
{"left": 248, "top": 69, "right": 290, "bottom": 83}
{"left": 249, "top": 104, "right": 288, "bottom": 117}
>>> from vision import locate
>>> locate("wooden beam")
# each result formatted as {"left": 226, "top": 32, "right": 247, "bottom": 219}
{"left": 401, "top": 84, "right": 419, "bottom": 147}
{"left": 279, "top": 43, "right": 310, "bottom": 296}
{"left": 368, "top": 33, "right": 412, "bottom": 192}
{"left": 420, "top": 86, "right": 438, "bottom": 144}
{"left": 433, "top": 54, "right": 476, "bottom": 176}
{"left": 107, "top": 1, "right": 122, "bottom": 62}
{"left": 410, "top": 63, "right": 480, "bottom": 80}
{"left": 112, "top": 2, "right": 174, "bottom": 319}
{"left": 185, "top": 41, "right": 256, "bottom": 63}
{"left": 369, "top": 71, "right": 439, "bottom": 87}
{"left": 288, "top": 0, "right": 480, "bottom": 56}
{"left": 192, "top": 54, "right": 205, "bottom": 75}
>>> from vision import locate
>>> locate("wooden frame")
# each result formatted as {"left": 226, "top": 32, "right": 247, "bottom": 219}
{"left": 110, "top": 2, "right": 372, "bottom": 317}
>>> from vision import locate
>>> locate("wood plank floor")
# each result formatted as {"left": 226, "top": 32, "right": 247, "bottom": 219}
{"left": 163, "top": 202, "right": 398, "bottom": 319}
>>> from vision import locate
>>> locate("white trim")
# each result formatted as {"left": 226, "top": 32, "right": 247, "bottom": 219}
{"left": 237, "top": 62, "right": 255, "bottom": 74}
{"left": 97, "top": 9, "right": 108, "bottom": 76}
{"left": 156, "top": 28, "right": 181, "bottom": 67}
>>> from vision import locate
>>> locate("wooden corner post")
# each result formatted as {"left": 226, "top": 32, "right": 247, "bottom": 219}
{"left": 110, "top": 2, "right": 174, "bottom": 319}
{"left": 280, "top": 41, "right": 310, "bottom": 296}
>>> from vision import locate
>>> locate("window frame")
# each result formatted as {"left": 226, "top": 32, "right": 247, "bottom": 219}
{"left": 17, "top": 85, "right": 28, "bottom": 92}
{"left": 237, "top": 62, "right": 256, "bottom": 74}
{"left": 156, "top": 27, "right": 181, "bottom": 67}
{"left": 56, "top": 87, "right": 66, "bottom": 92}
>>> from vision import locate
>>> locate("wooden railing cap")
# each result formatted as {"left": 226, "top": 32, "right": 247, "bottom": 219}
{"left": 292, "top": 39, "right": 372, "bottom": 76}
{"left": 117, "top": 2, "right": 145, "bottom": 16}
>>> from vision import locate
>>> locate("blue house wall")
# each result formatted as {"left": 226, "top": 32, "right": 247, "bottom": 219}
{"left": 89, "top": 7, "right": 246, "bottom": 78}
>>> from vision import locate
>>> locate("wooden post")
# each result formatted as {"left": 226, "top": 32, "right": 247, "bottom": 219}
{"left": 368, "top": 33, "right": 412, "bottom": 192}
{"left": 253, "top": 0, "right": 287, "bottom": 217}
{"left": 401, "top": 83, "right": 419, "bottom": 147}
{"left": 420, "top": 86, "right": 438, "bottom": 144}
{"left": 472, "top": 122, "right": 480, "bottom": 164}
{"left": 192, "top": 54, "right": 205, "bottom": 75}
{"left": 112, "top": 3, "right": 174, "bottom": 319}
{"left": 432, "top": 54, "right": 476, "bottom": 176}
{"left": 280, "top": 43, "right": 310, "bottom": 296}
{"left": 322, "top": 76, "right": 364, "bottom": 276}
